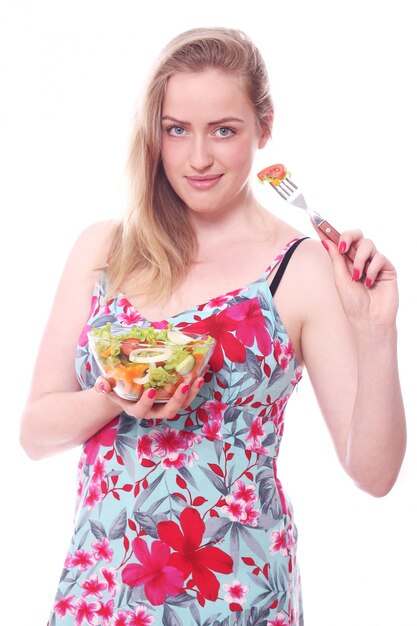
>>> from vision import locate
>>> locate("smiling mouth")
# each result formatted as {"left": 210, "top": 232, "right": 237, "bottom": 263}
{"left": 185, "top": 174, "right": 223, "bottom": 189}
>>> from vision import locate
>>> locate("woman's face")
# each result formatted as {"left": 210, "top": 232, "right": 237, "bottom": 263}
{"left": 160, "top": 69, "right": 269, "bottom": 216}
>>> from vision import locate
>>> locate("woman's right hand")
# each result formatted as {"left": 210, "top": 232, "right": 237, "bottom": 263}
{"left": 94, "top": 376, "right": 205, "bottom": 420}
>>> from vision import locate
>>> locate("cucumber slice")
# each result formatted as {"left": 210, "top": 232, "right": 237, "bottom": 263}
{"left": 167, "top": 330, "right": 192, "bottom": 345}
{"left": 175, "top": 354, "right": 196, "bottom": 376}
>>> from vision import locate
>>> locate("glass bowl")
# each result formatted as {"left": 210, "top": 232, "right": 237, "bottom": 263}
{"left": 88, "top": 324, "right": 215, "bottom": 403}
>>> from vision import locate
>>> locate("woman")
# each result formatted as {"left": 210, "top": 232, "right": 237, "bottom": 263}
{"left": 20, "top": 27, "right": 405, "bottom": 626}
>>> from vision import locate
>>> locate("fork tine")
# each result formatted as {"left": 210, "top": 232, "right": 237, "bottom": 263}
{"left": 285, "top": 177, "right": 298, "bottom": 190}
{"left": 280, "top": 180, "right": 296, "bottom": 195}
{"left": 272, "top": 185, "right": 290, "bottom": 201}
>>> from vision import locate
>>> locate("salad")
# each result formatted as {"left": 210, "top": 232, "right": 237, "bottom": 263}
{"left": 257, "top": 163, "right": 288, "bottom": 187}
{"left": 88, "top": 323, "right": 215, "bottom": 402}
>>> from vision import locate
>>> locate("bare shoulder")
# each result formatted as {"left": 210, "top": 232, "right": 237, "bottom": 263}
{"left": 70, "top": 219, "right": 121, "bottom": 271}
{"left": 273, "top": 236, "right": 340, "bottom": 362}
{"left": 283, "top": 237, "right": 340, "bottom": 312}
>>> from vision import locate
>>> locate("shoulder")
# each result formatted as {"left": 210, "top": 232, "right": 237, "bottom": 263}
{"left": 70, "top": 219, "right": 121, "bottom": 270}
{"left": 272, "top": 236, "right": 338, "bottom": 359}
{"left": 282, "top": 237, "right": 337, "bottom": 306}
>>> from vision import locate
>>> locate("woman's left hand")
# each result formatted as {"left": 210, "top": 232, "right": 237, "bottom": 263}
{"left": 316, "top": 226, "right": 399, "bottom": 328}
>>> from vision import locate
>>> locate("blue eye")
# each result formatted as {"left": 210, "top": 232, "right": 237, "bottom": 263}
{"left": 167, "top": 125, "right": 185, "bottom": 136}
{"left": 215, "top": 127, "right": 235, "bottom": 138}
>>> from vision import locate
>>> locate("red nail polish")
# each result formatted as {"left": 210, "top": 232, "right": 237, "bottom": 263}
{"left": 365, "top": 277, "right": 372, "bottom": 288}
{"left": 321, "top": 240, "right": 329, "bottom": 251}
{"left": 147, "top": 388, "right": 156, "bottom": 400}
{"left": 181, "top": 384, "right": 190, "bottom": 395}
{"left": 198, "top": 378, "right": 205, "bottom": 389}
{"left": 339, "top": 241, "right": 347, "bottom": 254}
{"left": 353, "top": 268, "right": 361, "bottom": 281}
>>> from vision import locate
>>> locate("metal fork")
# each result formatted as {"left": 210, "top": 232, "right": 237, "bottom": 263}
{"left": 257, "top": 164, "right": 356, "bottom": 264}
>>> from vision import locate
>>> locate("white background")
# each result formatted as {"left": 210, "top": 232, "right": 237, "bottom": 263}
{"left": 1, "top": 1, "right": 416, "bottom": 624}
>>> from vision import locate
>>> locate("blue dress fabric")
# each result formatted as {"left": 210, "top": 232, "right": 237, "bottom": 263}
{"left": 48, "top": 238, "right": 305, "bottom": 626}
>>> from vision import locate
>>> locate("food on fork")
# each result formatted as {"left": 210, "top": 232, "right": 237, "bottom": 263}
{"left": 257, "top": 163, "right": 288, "bottom": 186}
{"left": 88, "top": 324, "right": 215, "bottom": 402}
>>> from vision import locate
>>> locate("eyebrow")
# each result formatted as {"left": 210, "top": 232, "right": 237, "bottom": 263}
{"left": 161, "top": 116, "right": 245, "bottom": 126}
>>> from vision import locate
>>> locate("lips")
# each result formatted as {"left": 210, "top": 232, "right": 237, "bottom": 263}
{"left": 185, "top": 174, "right": 223, "bottom": 190}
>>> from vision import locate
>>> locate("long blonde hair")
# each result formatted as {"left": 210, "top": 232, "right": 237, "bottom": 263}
{"left": 107, "top": 27, "right": 274, "bottom": 304}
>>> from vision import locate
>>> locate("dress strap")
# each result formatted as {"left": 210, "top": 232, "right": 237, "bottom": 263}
{"left": 268, "top": 237, "right": 309, "bottom": 296}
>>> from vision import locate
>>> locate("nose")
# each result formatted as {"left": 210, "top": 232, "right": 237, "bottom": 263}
{"left": 189, "top": 135, "right": 214, "bottom": 171}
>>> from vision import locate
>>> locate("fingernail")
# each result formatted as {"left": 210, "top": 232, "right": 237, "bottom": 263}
{"left": 198, "top": 378, "right": 205, "bottom": 389}
{"left": 353, "top": 268, "right": 361, "bottom": 281}
{"left": 147, "top": 388, "right": 156, "bottom": 400}
{"left": 99, "top": 382, "right": 107, "bottom": 393}
{"left": 339, "top": 241, "right": 347, "bottom": 254}
{"left": 321, "top": 240, "right": 329, "bottom": 251}
{"left": 365, "top": 277, "right": 372, "bottom": 288}
{"left": 181, "top": 384, "right": 190, "bottom": 395}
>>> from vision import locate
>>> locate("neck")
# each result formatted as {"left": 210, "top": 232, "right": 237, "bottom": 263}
{"left": 187, "top": 191, "right": 273, "bottom": 251}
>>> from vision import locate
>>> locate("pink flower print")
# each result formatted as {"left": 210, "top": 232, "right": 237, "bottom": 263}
{"left": 96, "top": 599, "right": 114, "bottom": 626}
{"left": 116, "top": 306, "right": 143, "bottom": 326}
{"left": 203, "top": 293, "right": 234, "bottom": 311}
{"left": 182, "top": 430, "right": 202, "bottom": 448}
{"left": 84, "top": 417, "right": 118, "bottom": 466}
{"left": 122, "top": 538, "right": 185, "bottom": 605}
{"left": 225, "top": 298, "right": 272, "bottom": 356}
{"left": 246, "top": 439, "right": 270, "bottom": 456}
{"left": 247, "top": 416, "right": 265, "bottom": 441}
{"left": 243, "top": 502, "right": 260, "bottom": 527}
{"left": 118, "top": 296, "right": 131, "bottom": 308}
{"left": 267, "top": 613, "right": 289, "bottom": 626}
{"left": 84, "top": 481, "right": 103, "bottom": 509}
{"left": 202, "top": 419, "right": 223, "bottom": 440}
{"left": 223, "top": 579, "right": 249, "bottom": 604}
{"left": 151, "top": 320, "right": 169, "bottom": 329}
{"left": 221, "top": 495, "right": 247, "bottom": 522}
{"left": 81, "top": 574, "right": 107, "bottom": 598}
{"left": 204, "top": 399, "right": 228, "bottom": 420}
{"left": 232, "top": 480, "right": 257, "bottom": 503}
{"left": 187, "top": 450, "right": 199, "bottom": 466}
{"left": 291, "top": 365, "right": 303, "bottom": 386}
{"left": 73, "top": 598, "right": 100, "bottom": 626}
{"left": 101, "top": 567, "right": 119, "bottom": 596}
{"left": 64, "top": 553, "right": 74, "bottom": 568}
{"left": 70, "top": 549, "right": 95, "bottom": 571}
{"left": 114, "top": 610, "right": 131, "bottom": 626}
{"left": 181, "top": 309, "right": 246, "bottom": 372}
{"left": 278, "top": 340, "right": 295, "bottom": 371}
{"left": 161, "top": 452, "right": 187, "bottom": 469}
{"left": 128, "top": 604, "right": 155, "bottom": 626}
{"left": 92, "top": 537, "right": 113, "bottom": 562}
{"left": 53, "top": 595, "right": 76, "bottom": 618}
{"left": 269, "top": 524, "right": 288, "bottom": 556}
{"left": 287, "top": 524, "right": 296, "bottom": 552}
{"left": 91, "top": 456, "right": 106, "bottom": 483}
{"left": 149, "top": 426, "right": 186, "bottom": 458}
{"left": 137, "top": 435, "right": 153, "bottom": 461}
{"left": 77, "top": 478, "right": 84, "bottom": 498}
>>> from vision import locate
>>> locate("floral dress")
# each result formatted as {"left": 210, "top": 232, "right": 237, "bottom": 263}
{"left": 48, "top": 238, "right": 307, "bottom": 626}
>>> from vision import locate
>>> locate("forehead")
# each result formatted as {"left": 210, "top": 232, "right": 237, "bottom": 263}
{"left": 162, "top": 69, "right": 253, "bottom": 118}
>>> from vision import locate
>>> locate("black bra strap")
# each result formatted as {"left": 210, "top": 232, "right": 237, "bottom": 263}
{"left": 269, "top": 237, "right": 309, "bottom": 296}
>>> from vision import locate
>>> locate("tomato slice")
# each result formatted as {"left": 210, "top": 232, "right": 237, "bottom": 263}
{"left": 257, "top": 163, "right": 287, "bottom": 183}
{"left": 120, "top": 338, "right": 142, "bottom": 357}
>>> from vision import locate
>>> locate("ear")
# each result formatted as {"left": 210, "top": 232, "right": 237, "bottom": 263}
{"left": 258, "top": 108, "right": 274, "bottom": 149}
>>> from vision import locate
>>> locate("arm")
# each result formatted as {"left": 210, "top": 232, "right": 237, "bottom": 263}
{"left": 20, "top": 220, "right": 205, "bottom": 460}
{"left": 20, "top": 220, "right": 122, "bottom": 459}
{"left": 289, "top": 237, "right": 406, "bottom": 496}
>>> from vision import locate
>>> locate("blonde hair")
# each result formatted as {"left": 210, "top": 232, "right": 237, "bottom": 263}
{"left": 107, "top": 27, "right": 274, "bottom": 304}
